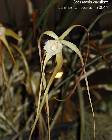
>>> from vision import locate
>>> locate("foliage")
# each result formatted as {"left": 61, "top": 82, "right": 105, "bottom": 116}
{"left": 0, "top": 1, "right": 112, "bottom": 140}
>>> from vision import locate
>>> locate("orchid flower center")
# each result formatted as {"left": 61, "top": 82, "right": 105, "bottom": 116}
{"left": 44, "top": 40, "right": 63, "bottom": 56}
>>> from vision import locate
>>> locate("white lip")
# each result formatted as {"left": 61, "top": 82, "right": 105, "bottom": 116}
{"left": 44, "top": 40, "right": 63, "bottom": 56}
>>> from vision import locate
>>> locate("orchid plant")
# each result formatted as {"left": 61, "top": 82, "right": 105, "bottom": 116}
{"left": 0, "top": 24, "right": 30, "bottom": 91}
{"left": 0, "top": 24, "right": 20, "bottom": 62}
{"left": 30, "top": 25, "right": 95, "bottom": 140}
{"left": 0, "top": 24, "right": 20, "bottom": 83}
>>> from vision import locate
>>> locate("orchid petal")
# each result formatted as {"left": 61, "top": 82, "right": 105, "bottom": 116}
{"left": 5, "top": 28, "right": 20, "bottom": 41}
{"left": 59, "top": 25, "right": 82, "bottom": 40}
{"left": 42, "top": 53, "right": 52, "bottom": 89}
{"left": 42, "top": 31, "right": 59, "bottom": 40}
{"left": 39, "top": 52, "right": 63, "bottom": 116}
{"left": 59, "top": 25, "right": 89, "bottom": 40}
{"left": 30, "top": 52, "right": 63, "bottom": 140}
{"left": 60, "top": 40, "right": 83, "bottom": 62}
{"left": 60, "top": 39, "right": 95, "bottom": 138}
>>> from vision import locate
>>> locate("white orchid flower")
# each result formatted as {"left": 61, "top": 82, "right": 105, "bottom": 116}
{"left": 30, "top": 25, "right": 95, "bottom": 140}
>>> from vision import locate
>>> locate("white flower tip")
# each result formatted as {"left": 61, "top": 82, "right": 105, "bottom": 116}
{"left": 0, "top": 26, "right": 5, "bottom": 36}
